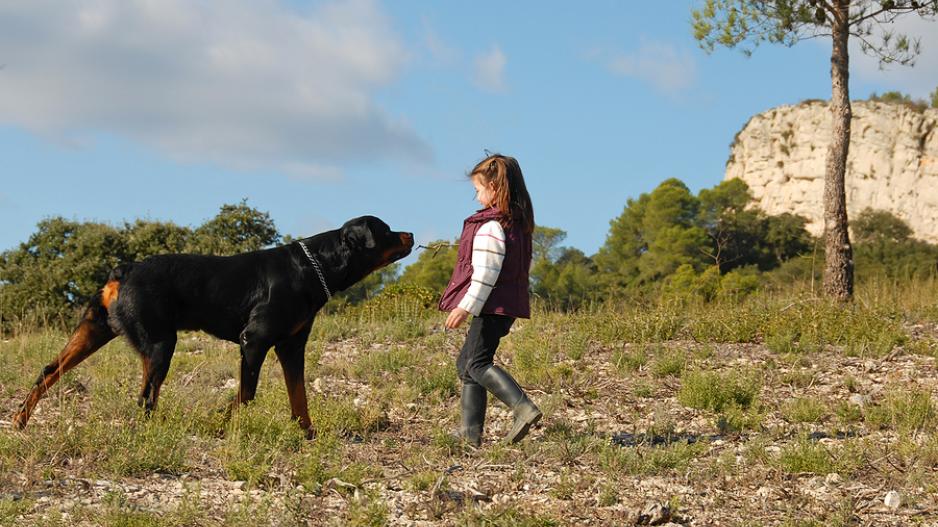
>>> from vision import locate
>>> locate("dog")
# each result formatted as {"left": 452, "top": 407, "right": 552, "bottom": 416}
{"left": 13, "top": 216, "right": 414, "bottom": 438}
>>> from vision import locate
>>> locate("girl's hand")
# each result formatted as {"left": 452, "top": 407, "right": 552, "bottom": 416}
{"left": 445, "top": 308, "right": 470, "bottom": 329}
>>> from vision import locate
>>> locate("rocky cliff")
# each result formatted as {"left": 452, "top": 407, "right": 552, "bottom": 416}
{"left": 725, "top": 101, "right": 938, "bottom": 242}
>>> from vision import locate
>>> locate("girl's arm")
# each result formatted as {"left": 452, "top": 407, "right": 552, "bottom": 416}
{"left": 457, "top": 220, "right": 506, "bottom": 316}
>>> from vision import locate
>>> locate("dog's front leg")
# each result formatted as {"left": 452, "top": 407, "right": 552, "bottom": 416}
{"left": 139, "top": 335, "right": 178, "bottom": 414}
{"left": 274, "top": 324, "right": 314, "bottom": 439}
{"left": 235, "top": 331, "right": 271, "bottom": 406}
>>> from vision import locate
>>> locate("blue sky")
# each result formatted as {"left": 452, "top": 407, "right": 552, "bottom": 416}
{"left": 1, "top": 1, "right": 936, "bottom": 265}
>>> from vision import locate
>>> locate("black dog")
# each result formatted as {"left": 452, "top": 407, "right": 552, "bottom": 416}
{"left": 14, "top": 216, "right": 414, "bottom": 437}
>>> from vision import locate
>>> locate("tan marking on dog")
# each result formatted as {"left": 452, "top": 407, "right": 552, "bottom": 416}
{"left": 101, "top": 280, "right": 120, "bottom": 310}
{"left": 290, "top": 319, "right": 311, "bottom": 336}
{"left": 14, "top": 319, "right": 111, "bottom": 428}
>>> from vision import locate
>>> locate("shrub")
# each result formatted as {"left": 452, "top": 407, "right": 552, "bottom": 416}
{"left": 678, "top": 369, "right": 761, "bottom": 412}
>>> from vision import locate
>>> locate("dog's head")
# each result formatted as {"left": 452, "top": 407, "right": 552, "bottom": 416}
{"left": 331, "top": 216, "right": 413, "bottom": 289}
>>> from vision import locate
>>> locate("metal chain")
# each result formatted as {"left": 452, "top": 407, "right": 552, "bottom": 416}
{"left": 297, "top": 241, "right": 332, "bottom": 300}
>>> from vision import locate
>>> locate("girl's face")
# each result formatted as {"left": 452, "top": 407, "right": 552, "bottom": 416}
{"left": 472, "top": 175, "right": 496, "bottom": 208}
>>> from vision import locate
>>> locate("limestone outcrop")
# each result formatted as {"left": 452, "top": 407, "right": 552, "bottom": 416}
{"left": 725, "top": 101, "right": 938, "bottom": 242}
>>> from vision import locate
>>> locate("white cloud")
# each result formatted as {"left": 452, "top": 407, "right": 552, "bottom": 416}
{"left": 422, "top": 17, "right": 458, "bottom": 65}
{"left": 849, "top": 15, "right": 938, "bottom": 99}
{"left": 473, "top": 46, "right": 508, "bottom": 93}
{"left": 605, "top": 40, "right": 698, "bottom": 95}
{"left": 0, "top": 0, "right": 431, "bottom": 178}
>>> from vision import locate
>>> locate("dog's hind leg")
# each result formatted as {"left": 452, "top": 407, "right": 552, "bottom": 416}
{"left": 13, "top": 292, "right": 117, "bottom": 429}
{"left": 274, "top": 325, "right": 314, "bottom": 438}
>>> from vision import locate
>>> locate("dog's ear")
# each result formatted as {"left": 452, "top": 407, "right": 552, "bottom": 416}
{"left": 342, "top": 223, "right": 376, "bottom": 250}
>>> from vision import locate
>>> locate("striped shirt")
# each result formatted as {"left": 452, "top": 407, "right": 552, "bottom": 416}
{"left": 457, "top": 220, "right": 506, "bottom": 316}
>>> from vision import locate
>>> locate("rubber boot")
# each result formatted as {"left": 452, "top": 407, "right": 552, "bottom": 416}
{"left": 478, "top": 366, "right": 542, "bottom": 443}
{"left": 458, "top": 383, "right": 487, "bottom": 447}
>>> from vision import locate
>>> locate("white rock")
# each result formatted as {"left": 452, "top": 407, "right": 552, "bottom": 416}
{"left": 825, "top": 473, "right": 842, "bottom": 485}
{"left": 726, "top": 101, "right": 938, "bottom": 243}
{"left": 848, "top": 394, "right": 871, "bottom": 407}
{"left": 884, "top": 490, "right": 901, "bottom": 510}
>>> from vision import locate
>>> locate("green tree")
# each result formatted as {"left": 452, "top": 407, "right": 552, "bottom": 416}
{"left": 123, "top": 219, "right": 191, "bottom": 260}
{"left": 0, "top": 218, "right": 127, "bottom": 321}
{"left": 931, "top": 85, "right": 938, "bottom": 108}
{"left": 850, "top": 210, "right": 938, "bottom": 280}
{"left": 869, "top": 90, "right": 929, "bottom": 110}
{"left": 595, "top": 177, "right": 812, "bottom": 298}
{"left": 851, "top": 207, "right": 913, "bottom": 243}
{"left": 764, "top": 212, "right": 814, "bottom": 264}
{"left": 533, "top": 226, "right": 567, "bottom": 262}
{"left": 693, "top": 0, "right": 938, "bottom": 301}
{"left": 530, "top": 227, "right": 599, "bottom": 309}
{"left": 188, "top": 199, "right": 280, "bottom": 255}
{"left": 637, "top": 179, "right": 709, "bottom": 283}
{"left": 698, "top": 178, "right": 766, "bottom": 270}
{"left": 398, "top": 241, "right": 458, "bottom": 292}
{"left": 593, "top": 193, "right": 649, "bottom": 291}
{"left": 532, "top": 248, "right": 598, "bottom": 310}
{"left": 594, "top": 179, "right": 708, "bottom": 291}
{"left": 871, "top": 90, "right": 914, "bottom": 104}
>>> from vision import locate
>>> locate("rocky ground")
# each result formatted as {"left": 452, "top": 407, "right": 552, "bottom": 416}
{"left": 2, "top": 316, "right": 938, "bottom": 526}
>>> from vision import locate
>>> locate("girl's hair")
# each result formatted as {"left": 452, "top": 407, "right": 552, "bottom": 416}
{"left": 469, "top": 153, "right": 535, "bottom": 234}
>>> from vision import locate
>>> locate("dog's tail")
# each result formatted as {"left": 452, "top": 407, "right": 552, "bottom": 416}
{"left": 12, "top": 265, "right": 132, "bottom": 429}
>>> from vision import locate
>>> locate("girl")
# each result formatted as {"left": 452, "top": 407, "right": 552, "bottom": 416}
{"left": 439, "top": 153, "right": 541, "bottom": 447}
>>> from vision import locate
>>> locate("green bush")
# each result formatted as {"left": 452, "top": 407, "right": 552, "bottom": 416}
{"left": 678, "top": 369, "right": 761, "bottom": 412}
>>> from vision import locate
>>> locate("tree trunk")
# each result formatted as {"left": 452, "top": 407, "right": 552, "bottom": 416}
{"left": 823, "top": 0, "right": 854, "bottom": 301}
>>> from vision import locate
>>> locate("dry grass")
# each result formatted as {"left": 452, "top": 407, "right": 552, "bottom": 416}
{"left": 1, "top": 282, "right": 938, "bottom": 525}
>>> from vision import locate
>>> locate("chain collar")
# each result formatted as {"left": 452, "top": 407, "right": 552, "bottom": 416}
{"left": 297, "top": 241, "right": 332, "bottom": 300}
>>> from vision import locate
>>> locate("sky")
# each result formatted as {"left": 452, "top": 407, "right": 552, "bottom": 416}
{"left": 1, "top": 1, "right": 936, "bottom": 266}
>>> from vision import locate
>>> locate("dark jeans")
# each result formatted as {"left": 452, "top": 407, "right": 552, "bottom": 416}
{"left": 456, "top": 314, "right": 515, "bottom": 385}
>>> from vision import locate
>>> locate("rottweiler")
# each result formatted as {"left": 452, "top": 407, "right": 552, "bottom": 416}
{"left": 13, "top": 216, "right": 414, "bottom": 438}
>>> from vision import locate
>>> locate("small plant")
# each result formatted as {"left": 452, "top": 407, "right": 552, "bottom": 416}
{"left": 598, "top": 440, "right": 705, "bottom": 476}
{"left": 717, "top": 403, "right": 764, "bottom": 433}
{"left": 611, "top": 346, "right": 648, "bottom": 373}
{"left": 598, "top": 484, "right": 619, "bottom": 507}
{"left": 842, "top": 374, "right": 859, "bottom": 393}
{"left": 633, "top": 382, "right": 654, "bottom": 398}
{"left": 779, "top": 369, "right": 815, "bottom": 388}
{"left": 616, "top": 308, "right": 684, "bottom": 343}
{"left": 687, "top": 306, "right": 762, "bottom": 343}
{"left": 564, "top": 330, "right": 591, "bottom": 361}
{"left": 776, "top": 437, "right": 836, "bottom": 474}
{"left": 781, "top": 397, "right": 828, "bottom": 424}
{"left": 832, "top": 401, "right": 863, "bottom": 425}
{"left": 459, "top": 506, "right": 561, "bottom": 527}
{"left": 345, "top": 491, "right": 389, "bottom": 527}
{"left": 651, "top": 349, "right": 687, "bottom": 378}
{"left": 548, "top": 469, "right": 577, "bottom": 500}
{"left": 407, "top": 471, "right": 440, "bottom": 492}
{"left": 678, "top": 369, "right": 761, "bottom": 412}
{"left": 773, "top": 436, "right": 865, "bottom": 476}
{"left": 864, "top": 389, "right": 937, "bottom": 435}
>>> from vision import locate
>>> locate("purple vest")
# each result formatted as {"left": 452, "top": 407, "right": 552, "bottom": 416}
{"left": 439, "top": 207, "right": 532, "bottom": 319}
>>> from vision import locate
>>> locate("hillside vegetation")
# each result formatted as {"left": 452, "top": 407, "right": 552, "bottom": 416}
{"left": 2, "top": 280, "right": 938, "bottom": 525}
